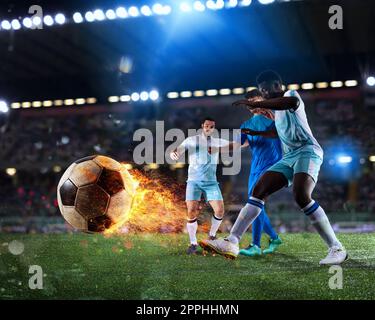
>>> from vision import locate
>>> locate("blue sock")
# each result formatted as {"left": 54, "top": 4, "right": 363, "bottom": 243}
{"left": 252, "top": 210, "right": 264, "bottom": 247}
{"left": 262, "top": 209, "right": 278, "bottom": 240}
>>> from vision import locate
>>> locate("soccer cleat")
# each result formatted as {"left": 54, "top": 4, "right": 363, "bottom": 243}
{"left": 239, "top": 244, "right": 262, "bottom": 257}
{"left": 186, "top": 244, "right": 199, "bottom": 255}
{"left": 319, "top": 246, "right": 348, "bottom": 266}
{"left": 199, "top": 238, "right": 239, "bottom": 260}
{"left": 262, "top": 236, "right": 283, "bottom": 254}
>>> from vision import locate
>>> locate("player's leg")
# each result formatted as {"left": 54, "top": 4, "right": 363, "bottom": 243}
{"left": 240, "top": 174, "right": 264, "bottom": 256}
{"left": 201, "top": 169, "right": 290, "bottom": 259}
{"left": 185, "top": 181, "right": 202, "bottom": 254}
{"left": 203, "top": 181, "right": 224, "bottom": 239}
{"left": 292, "top": 172, "right": 347, "bottom": 265}
{"left": 227, "top": 170, "right": 289, "bottom": 245}
{"left": 208, "top": 200, "right": 224, "bottom": 239}
{"left": 262, "top": 209, "right": 283, "bottom": 254}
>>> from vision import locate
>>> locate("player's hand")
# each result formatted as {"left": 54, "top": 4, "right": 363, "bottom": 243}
{"left": 232, "top": 99, "right": 253, "bottom": 108}
{"left": 241, "top": 128, "right": 256, "bottom": 136}
{"left": 170, "top": 151, "right": 179, "bottom": 161}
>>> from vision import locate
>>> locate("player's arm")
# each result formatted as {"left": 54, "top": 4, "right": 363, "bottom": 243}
{"left": 170, "top": 141, "right": 187, "bottom": 160}
{"left": 241, "top": 128, "right": 278, "bottom": 138}
{"left": 233, "top": 96, "right": 300, "bottom": 111}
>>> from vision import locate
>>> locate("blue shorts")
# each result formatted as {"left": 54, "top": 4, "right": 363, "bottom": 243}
{"left": 186, "top": 181, "right": 223, "bottom": 201}
{"left": 248, "top": 171, "right": 265, "bottom": 198}
{"left": 267, "top": 149, "right": 323, "bottom": 186}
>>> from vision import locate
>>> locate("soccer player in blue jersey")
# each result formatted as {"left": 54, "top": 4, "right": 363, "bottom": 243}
{"left": 201, "top": 71, "right": 348, "bottom": 265}
{"left": 237, "top": 89, "right": 283, "bottom": 257}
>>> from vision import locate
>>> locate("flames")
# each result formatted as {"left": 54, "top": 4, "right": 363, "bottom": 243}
{"left": 104, "top": 164, "right": 189, "bottom": 235}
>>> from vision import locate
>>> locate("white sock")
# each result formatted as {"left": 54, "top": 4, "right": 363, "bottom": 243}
{"left": 209, "top": 215, "right": 223, "bottom": 237}
{"left": 303, "top": 200, "right": 342, "bottom": 248}
{"left": 227, "top": 197, "right": 264, "bottom": 244}
{"left": 186, "top": 219, "right": 198, "bottom": 245}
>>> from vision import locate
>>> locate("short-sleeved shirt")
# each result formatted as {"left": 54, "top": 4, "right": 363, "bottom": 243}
{"left": 274, "top": 90, "right": 323, "bottom": 159}
{"left": 180, "top": 134, "right": 229, "bottom": 182}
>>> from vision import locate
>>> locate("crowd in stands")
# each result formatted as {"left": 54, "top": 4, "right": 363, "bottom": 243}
{"left": 0, "top": 90, "right": 374, "bottom": 226}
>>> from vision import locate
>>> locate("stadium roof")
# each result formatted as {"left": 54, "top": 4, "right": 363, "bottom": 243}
{"left": 0, "top": 0, "right": 374, "bottom": 101}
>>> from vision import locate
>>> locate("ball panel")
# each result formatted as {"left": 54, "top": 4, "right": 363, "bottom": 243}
{"left": 59, "top": 179, "right": 78, "bottom": 206}
{"left": 87, "top": 215, "right": 113, "bottom": 233}
{"left": 57, "top": 162, "right": 77, "bottom": 213}
{"left": 97, "top": 168, "right": 124, "bottom": 196}
{"left": 74, "top": 155, "right": 97, "bottom": 164}
{"left": 93, "top": 155, "right": 122, "bottom": 171}
{"left": 121, "top": 168, "right": 136, "bottom": 197}
{"left": 106, "top": 189, "right": 133, "bottom": 224}
{"left": 61, "top": 206, "right": 87, "bottom": 230}
{"left": 75, "top": 184, "right": 110, "bottom": 219}
{"left": 69, "top": 160, "right": 102, "bottom": 187}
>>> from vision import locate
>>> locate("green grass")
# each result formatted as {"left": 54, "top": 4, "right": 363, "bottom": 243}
{"left": 0, "top": 232, "right": 375, "bottom": 300}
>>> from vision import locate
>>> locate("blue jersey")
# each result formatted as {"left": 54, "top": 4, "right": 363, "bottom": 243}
{"left": 240, "top": 115, "right": 283, "bottom": 176}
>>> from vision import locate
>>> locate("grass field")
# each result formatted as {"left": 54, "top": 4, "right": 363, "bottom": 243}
{"left": 0, "top": 232, "right": 375, "bottom": 300}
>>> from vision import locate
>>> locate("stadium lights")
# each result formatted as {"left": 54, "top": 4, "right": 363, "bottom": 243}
{"left": 180, "top": 91, "right": 193, "bottom": 98}
{"left": 43, "top": 15, "right": 54, "bottom": 26}
{"left": 54, "top": 100, "right": 64, "bottom": 106}
{"left": 1, "top": 20, "right": 11, "bottom": 30}
{"left": 301, "top": 83, "right": 314, "bottom": 90}
{"left": 206, "top": 89, "right": 218, "bottom": 96}
{"left": 227, "top": 0, "right": 239, "bottom": 8}
{"left": 11, "top": 19, "right": 21, "bottom": 30}
{"left": 22, "top": 17, "right": 33, "bottom": 28}
{"left": 330, "top": 81, "right": 343, "bottom": 88}
{"left": 219, "top": 88, "right": 231, "bottom": 95}
{"left": 369, "top": 155, "right": 375, "bottom": 162}
{"left": 32, "top": 101, "right": 42, "bottom": 108}
{"left": 258, "top": 0, "right": 275, "bottom": 4}
{"left": 64, "top": 99, "right": 74, "bottom": 106}
{"left": 193, "top": 1, "right": 206, "bottom": 12}
{"left": 316, "top": 82, "right": 329, "bottom": 89}
{"left": 366, "top": 76, "right": 375, "bottom": 87}
{"left": 55, "top": 13, "right": 66, "bottom": 25}
{"left": 239, "top": 0, "right": 252, "bottom": 6}
{"left": 131, "top": 92, "right": 140, "bottom": 101}
{"left": 116, "top": 7, "right": 128, "bottom": 18}
{"left": 105, "top": 9, "right": 117, "bottom": 20}
{"left": 287, "top": 84, "right": 300, "bottom": 90}
{"left": 86, "top": 97, "right": 97, "bottom": 104}
{"left": 149, "top": 90, "right": 159, "bottom": 101}
{"left": 22, "top": 102, "right": 31, "bottom": 108}
{"left": 11, "top": 102, "right": 21, "bottom": 109}
{"left": 75, "top": 98, "right": 86, "bottom": 105}
{"left": 0, "top": 100, "right": 9, "bottom": 113}
{"left": 108, "top": 96, "right": 120, "bottom": 103}
{"left": 232, "top": 88, "right": 245, "bottom": 94}
{"left": 73, "top": 12, "right": 84, "bottom": 23}
{"left": 6, "top": 168, "right": 17, "bottom": 176}
{"left": 345, "top": 80, "right": 358, "bottom": 87}
{"left": 337, "top": 155, "right": 352, "bottom": 164}
{"left": 140, "top": 91, "right": 149, "bottom": 101}
{"left": 120, "top": 95, "right": 131, "bottom": 102}
{"left": 128, "top": 6, "right": 140, "bottom": 17}
{"left": 140, "top": 6, "right": 153, "bottom": 16}
{"left": 93, "top": 9, "right": 106, "bottom": 21}
{"left": 85, "top": 11, "right": 95, "bottom": 22}
{"left": 193, "top": 90, "right": 205, "bottom": 97}
{"left": 43, "top": 100, "right": 53, "bottom": 107}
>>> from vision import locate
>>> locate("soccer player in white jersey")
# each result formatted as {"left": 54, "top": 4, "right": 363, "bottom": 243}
{"left": 200, "top": 71, "right": 348, "bottom": 265}
{"left": 170, "top": 118, "right": 229, "bottom": 254}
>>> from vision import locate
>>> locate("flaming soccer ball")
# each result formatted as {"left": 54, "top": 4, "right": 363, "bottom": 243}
{"left": 57, "top": 155, "right": 136, "bottom": 233}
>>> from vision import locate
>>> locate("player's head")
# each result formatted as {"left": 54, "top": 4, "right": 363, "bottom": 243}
{"left": 244, "top": 89, "right": 272, "bottom": 117}
{"left": 256, "top": 70, "right": 284, "bottom": 99}
{"left": 201, "top": 117, "right": 215, "bottom": 136}
{"left": 245, "top": 88, "right": 262, "bottom": 100}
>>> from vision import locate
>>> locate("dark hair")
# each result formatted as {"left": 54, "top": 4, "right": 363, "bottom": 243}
{"left": 256, "top": 70, "right": 282, "bottom": 86}
{"left": 245, "top": 88, "right": 262, "bottom": 99}
{"left": 201, "top": 117, "right": 215, "bottom": 124}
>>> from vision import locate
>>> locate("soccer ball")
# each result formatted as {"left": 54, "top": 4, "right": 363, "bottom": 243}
{"left": 57, "top": 155, "right": 136, "bottom": 233}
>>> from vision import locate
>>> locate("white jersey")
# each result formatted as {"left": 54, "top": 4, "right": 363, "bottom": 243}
{"left": 179, "top": 134, "right": 229, "bottom": 182}
{"left": 274, "top": 90, "right": 323, "bottom": 159}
